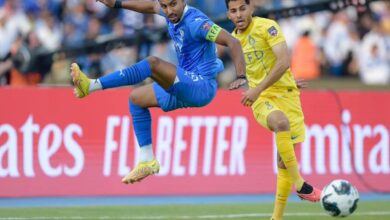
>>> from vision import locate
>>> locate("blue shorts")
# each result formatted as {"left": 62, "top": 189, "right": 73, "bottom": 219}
{"left": 153, "top": 66, "right": 218, "bottom": 112}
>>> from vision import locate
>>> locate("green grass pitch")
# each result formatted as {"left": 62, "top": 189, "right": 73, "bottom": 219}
{"left": 0, "top": 201, "right": 389, "bottom": 220}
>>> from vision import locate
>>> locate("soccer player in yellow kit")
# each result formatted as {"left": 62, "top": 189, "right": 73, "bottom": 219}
{"left": 226, "top": 0, "right": 321, "bottom": 219}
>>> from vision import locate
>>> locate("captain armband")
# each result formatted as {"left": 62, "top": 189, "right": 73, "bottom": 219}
{"left": 206, "top": 24, "right": 222, "bottom": 42}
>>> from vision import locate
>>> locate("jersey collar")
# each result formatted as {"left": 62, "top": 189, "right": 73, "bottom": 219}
{"left": 173, "top": 5, "right": 189, "bottom": 26}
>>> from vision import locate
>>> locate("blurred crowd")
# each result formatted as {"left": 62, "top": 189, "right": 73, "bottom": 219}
{"left": 281, "top": 2, "right": 390, "bottom": 85}
{"left": 0, "top": 0, "right": 389, "bottom": 87}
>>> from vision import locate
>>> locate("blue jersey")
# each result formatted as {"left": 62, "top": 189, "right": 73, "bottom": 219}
{"left": 159, "top": 5, "right": 224, "bottom": 79}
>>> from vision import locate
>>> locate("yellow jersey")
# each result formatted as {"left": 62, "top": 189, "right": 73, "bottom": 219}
{"left": 232, "top": 17, "right": 298, "bottom": 97}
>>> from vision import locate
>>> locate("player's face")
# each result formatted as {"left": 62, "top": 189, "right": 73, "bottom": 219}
{"left": 227, "top": 0, "right": 254, "bottom": 32}
{"left": 159, "top": 0, "right": 186, "bottom": 23}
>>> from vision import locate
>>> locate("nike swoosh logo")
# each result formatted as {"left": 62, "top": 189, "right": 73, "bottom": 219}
{"left": 291, "top": 135, "right": 299, "bottom": 140}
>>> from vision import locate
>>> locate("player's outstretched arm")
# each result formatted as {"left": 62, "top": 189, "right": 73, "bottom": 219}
{"left": 214, "top": 29, "right": 247, "bottom": 90}
{"left": 96, "top": 0, "right": 160, "bottom": 14}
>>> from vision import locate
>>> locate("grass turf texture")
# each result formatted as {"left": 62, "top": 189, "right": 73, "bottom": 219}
{"left": 0, "top": 201, "right": 389, "bottom": 220}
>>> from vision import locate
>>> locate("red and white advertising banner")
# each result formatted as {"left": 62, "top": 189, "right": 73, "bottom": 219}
{"left": 0, "top": 88, "right": 389, "bottom": 197}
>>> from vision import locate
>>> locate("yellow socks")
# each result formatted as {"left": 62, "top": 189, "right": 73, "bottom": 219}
{"left": 276, "top": 131, "right": 304, "bottom": 190}
{"left": 271, "top": 168, "right": 293, "bottom": 220}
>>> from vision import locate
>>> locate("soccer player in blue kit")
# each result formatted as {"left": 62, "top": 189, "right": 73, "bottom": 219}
{"left": 70, "top": 0, "right": 247, "bottom": 184}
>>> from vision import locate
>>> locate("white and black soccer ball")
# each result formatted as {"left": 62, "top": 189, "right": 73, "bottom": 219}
{"left": 320, "top": 179, "right": 359, "bottom": 218}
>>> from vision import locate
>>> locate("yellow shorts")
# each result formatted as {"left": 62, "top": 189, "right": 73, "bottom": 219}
{"left": 251, "top": 91, "right": 306, "bottom": 144}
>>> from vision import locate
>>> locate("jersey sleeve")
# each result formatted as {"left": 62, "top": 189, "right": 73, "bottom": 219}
{"left": 264, "top": 20, "right": 286, "bottom": 47}
{"left": 190, "top": 17, "right": 222, "bottom": 42}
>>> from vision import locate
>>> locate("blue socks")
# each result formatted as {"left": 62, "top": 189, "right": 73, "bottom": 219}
{"left": 99, "top": 59, "right": 152, "bottom": 89}
{"left": 100, "top": 59, "right": 153, "bottom": 154}
{"left": 129, "top": 100, "right": 152, "bottom": 147}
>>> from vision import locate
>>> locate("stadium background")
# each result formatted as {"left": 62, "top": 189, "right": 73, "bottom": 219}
{"left": 0, "top": 0, "right": 390, "bottom": 219}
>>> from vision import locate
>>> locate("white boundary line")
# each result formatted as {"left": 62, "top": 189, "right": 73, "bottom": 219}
{"left": 1, "top": 211, "right": 390, "bottom": 220}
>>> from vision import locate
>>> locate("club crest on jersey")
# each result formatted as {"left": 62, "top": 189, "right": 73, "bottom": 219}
{"left": 202, "top": 22, "right": 211, "bottom": 31}
{"left": 268, "top": 26, "right": 278, "bottom": 37}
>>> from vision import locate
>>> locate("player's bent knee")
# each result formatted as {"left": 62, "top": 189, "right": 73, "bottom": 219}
{"left": 146, "top": 56, "right": 161, "bottom": 70}
{"left": 129, "top": 91, "right": 144, "bottom": 107}
{"left": 268, "top": 111, "right": 290, "bottom": 132}
{"left": 275, "top": 118, "right": 290, "bottom": 132}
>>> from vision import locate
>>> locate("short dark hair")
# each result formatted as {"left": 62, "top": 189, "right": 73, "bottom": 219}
{"left": 225, "top": 0, "right": 250, "bottom": 9}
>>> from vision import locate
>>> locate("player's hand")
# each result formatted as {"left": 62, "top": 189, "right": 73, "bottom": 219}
{"left": 229, "top": 77, "right": 247, "bottom": 90}
{"left": 96, "top": 0, "right": 115, "bottom": 8}
{"left": 241, "top": 88, "right": 260, "bottom": 107}
{"left": 295, "top": 79, "right": 308, "bottom": 89}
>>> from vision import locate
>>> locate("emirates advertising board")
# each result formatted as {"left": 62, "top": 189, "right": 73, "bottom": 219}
{"left": 0, "top": 88, "right": 389, "bottom": 197}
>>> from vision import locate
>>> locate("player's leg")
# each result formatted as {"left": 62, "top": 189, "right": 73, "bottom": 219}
{"left": 267, "top": 110, "right": 305, "bottom": 190}
{"left": 121, "top": 84, "right": 160, "bottom": 184}
{"left": 122, "top": 74, "right": 197, "bottom": 184}
{"left": 277, "top": 92, "right": 321, "bottom": 202}
{"left": 271, "top": 153, "right": 293, "bottom": 220}
{"left": 70, "top": 56, "right": 177, "bottom": 98}
{"left": 267, "top": 111, "right": 320, "bottom": 201}
{"left": 250, "top": 99, "right": 294, "bottom": 219}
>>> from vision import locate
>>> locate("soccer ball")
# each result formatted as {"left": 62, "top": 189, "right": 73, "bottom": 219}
{"left": 320, "top": 179, "right": 359, "bottom": 218}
